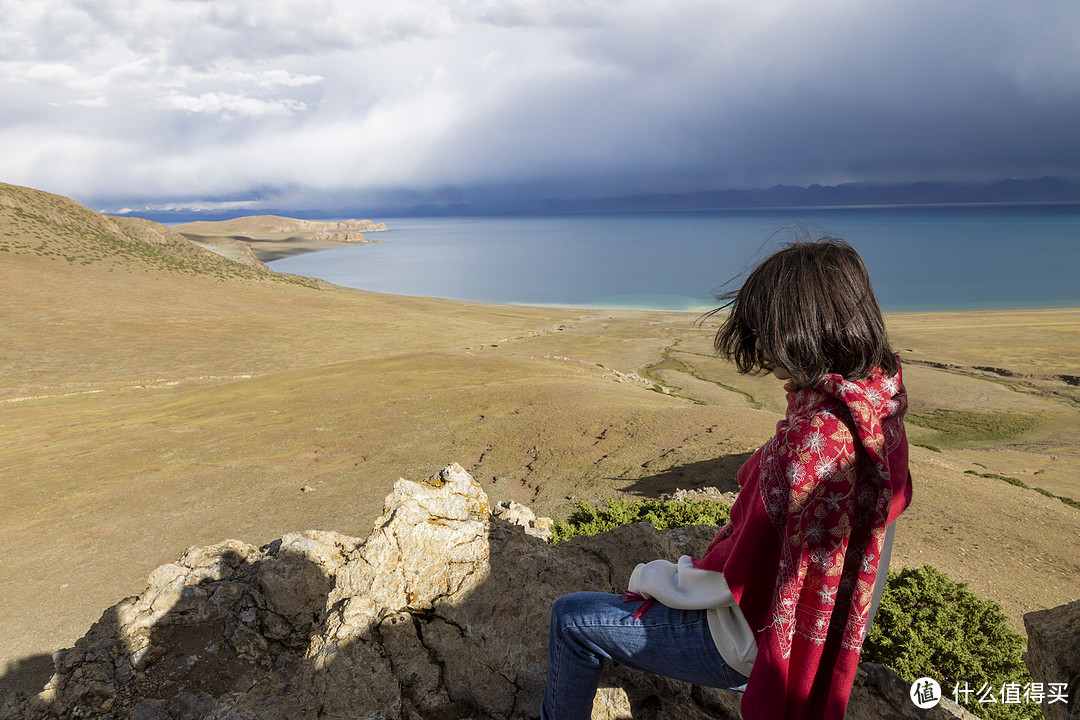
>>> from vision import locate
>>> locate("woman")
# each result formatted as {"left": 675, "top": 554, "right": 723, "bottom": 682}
{"left": 541, "top": 238, "right": 913, "bottom": 720}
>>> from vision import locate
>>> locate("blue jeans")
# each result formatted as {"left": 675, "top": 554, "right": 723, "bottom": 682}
{"left": 541, "top": 591, "right": 749, "bottom": 720}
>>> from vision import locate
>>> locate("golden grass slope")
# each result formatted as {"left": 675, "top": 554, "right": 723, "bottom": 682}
{"left": 1, "top": 182, "right": 1078, "bottom": 698}
{"left": 0, "top": 184, "right": 289, "bottom": 283}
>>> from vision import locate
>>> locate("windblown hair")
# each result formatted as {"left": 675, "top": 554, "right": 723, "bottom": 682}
{"left": 708, "top": 237, "right": 897, "bottom": 389}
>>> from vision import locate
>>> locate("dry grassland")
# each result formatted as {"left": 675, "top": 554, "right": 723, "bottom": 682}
{"left": 1, "top": 183, "right": 1077, "bottom": 697}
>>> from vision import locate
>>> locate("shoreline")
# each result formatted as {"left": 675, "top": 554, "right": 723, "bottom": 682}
{"left": 224, "top": 236, "right": 372, "bottom": 264}
{"left": 265, "top": 239, "right": 1080, "bottom": 315}
{"left": 256, "top": 238, "right": 1080, "bottom": 315}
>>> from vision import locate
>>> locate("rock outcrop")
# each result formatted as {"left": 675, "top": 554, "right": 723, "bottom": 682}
{"left": 2, "top": 464, "right": 982, "bottom": 720}
{"left": 1025, "top": 599, "right": 1080, "bottom": 720}
{"left": 308, "top": 230, "right": 372, "bottom": 243}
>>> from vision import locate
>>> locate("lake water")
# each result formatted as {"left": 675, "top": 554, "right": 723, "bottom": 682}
{"left": 268, "top": 205, "right": 1080, "bottom": 312}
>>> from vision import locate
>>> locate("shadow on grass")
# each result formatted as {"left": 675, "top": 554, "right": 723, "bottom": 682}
{"left": 619, "top": 452, "right": 755, "bottom": 498}
{"left": 0, "top": 655, "right": 54, "bottom": 703}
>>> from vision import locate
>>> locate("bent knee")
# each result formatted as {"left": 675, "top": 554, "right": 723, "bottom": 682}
{"left": 550, "top": 591, "right": 620, "bottom": 631}
{"left": 550, "top": 591, "right": 592, "bottom": 624}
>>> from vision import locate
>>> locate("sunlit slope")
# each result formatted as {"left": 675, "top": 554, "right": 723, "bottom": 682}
{"left": 0, "top": 183, "right": 276, "bottom": 280}
{"left": 0, "top": 182, "right": 567, "bottom": 400}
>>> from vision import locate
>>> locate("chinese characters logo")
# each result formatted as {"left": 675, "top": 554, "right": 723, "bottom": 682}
{"left": 910, "top": 677, "right": 942, "bottom": 709}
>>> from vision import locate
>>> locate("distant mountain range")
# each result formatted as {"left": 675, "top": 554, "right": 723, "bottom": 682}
{"left": 402, "top": 176, "right": 1080, "bottom": 216}
{"left": 111, "top": 176, "right": 1080, "bottom": 222}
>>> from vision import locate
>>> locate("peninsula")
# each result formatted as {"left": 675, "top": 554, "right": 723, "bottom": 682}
{"left": 175, "top": 214, "right": 388, "bottom": 263}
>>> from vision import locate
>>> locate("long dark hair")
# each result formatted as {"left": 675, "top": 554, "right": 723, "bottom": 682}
{"left": 706, "top": 236, "right": 897, "bottom": 389}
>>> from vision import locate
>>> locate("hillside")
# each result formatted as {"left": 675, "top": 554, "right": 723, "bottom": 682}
{"left": 0, "top": 184, "right": 285, "bottom": 281}
{"left": 1, "top": 182, "right": 1078, "bottom": 701}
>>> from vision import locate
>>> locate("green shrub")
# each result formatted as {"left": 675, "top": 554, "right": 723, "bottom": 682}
{"left": 1031, "top": 486, "right": 1080, "bottom": 510}
{"left": 963, "top": 471, "right": 1080, "bottom": 510}
{"left": 964, "top": 469, "right": 1029, "bottom": 489}
{"left": 863, "top": 566, "right": 1036, "bottom": 720}
{"left": 548, "top": 497, "right": 730, "bottom": 543}
{"left": 907, "top": 409, "right": 1041, "bottom": 446}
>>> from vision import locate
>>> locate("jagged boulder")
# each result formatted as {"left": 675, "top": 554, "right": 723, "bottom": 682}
{"left": 1024, "top": 598, "right": 1080, "bottom": 720}
{"left": 2, "top": 464, "right": 981, "bottom": 720}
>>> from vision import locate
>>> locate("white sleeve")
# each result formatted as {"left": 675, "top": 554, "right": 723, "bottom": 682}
{"left": 627, "top": 555, "right": 737, "bottom": 610}
{"left": 864, "top": 521, "right": 896, "bottom": 638}
{"left": 627, "top": 556, "right": 758, "bottom": 676}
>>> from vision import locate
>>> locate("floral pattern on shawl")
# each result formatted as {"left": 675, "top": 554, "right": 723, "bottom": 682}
{"left": 759, "top": 367, "right": 907, "bottom": 664}
{"left": 695, "top": 360, "right": 912, "bottom": 720}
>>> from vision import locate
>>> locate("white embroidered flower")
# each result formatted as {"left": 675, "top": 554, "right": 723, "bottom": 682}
{"left": 806, "top": 521, "right": 825, "bottom": 544}
{"left": 786, "top": 463, "right": 805, "bottom": 486}
{"left": 815, "top": 456, "right": 837, "bottom": 478}
{"left": 881, "top": 376, "right": 899, "bottom": 395}
{"left": 818, "top": 585, "right": 837, "bottom": 604}
{"left": 809, "top": 548, "right": 830, "bottom": 571}
{"left": 777, "top": 597, "right": 796, "bottom": 619}
{"left": 861, "top": 552, "right": 877, "bottom": 573}
{"left": 802, "top": 431, "right": 827, "bottom": 454}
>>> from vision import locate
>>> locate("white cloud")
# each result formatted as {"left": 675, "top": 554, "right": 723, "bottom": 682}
{"left": 70, "top": 96, "right": 108, "bottom": 109}
{"left": 0, "top": 0, "right": 1078, "bottom": 205}
{"left": 159, "top": 90, "right": 309, "bottom": 118}
{"left": 22, "top": 63, "right": 84, "bottom": 82}
{"left": 116, "top": 199, "right": 261, "bottom": 214}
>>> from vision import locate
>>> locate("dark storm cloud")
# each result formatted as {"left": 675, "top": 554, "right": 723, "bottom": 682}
{"left": 1, "top": 0, "right": 1077, "bottom": 208}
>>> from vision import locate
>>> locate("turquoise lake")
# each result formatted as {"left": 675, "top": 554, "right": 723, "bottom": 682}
{"left": 268, "top": 205, "right": 1080, "bottom": 312}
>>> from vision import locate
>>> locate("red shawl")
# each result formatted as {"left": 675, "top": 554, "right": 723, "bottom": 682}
{"left": 694, "top": 361, "right": 912, "bottom": 720}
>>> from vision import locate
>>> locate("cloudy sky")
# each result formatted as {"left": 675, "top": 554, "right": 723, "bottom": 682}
{"left": 2, "top": 0, "right": 1079, "bottom": 212}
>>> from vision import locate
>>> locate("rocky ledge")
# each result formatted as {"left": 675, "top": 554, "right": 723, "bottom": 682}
{"left": 9, "top": 463, "right": 1068, "bottom": 719}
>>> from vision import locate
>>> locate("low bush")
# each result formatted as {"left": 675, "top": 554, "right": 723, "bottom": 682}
{"left": 548, "top": 497, "right": 730, "bottom": 543}
{"left": 864, "top": 565, "right": 1036, "bottom": 720}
